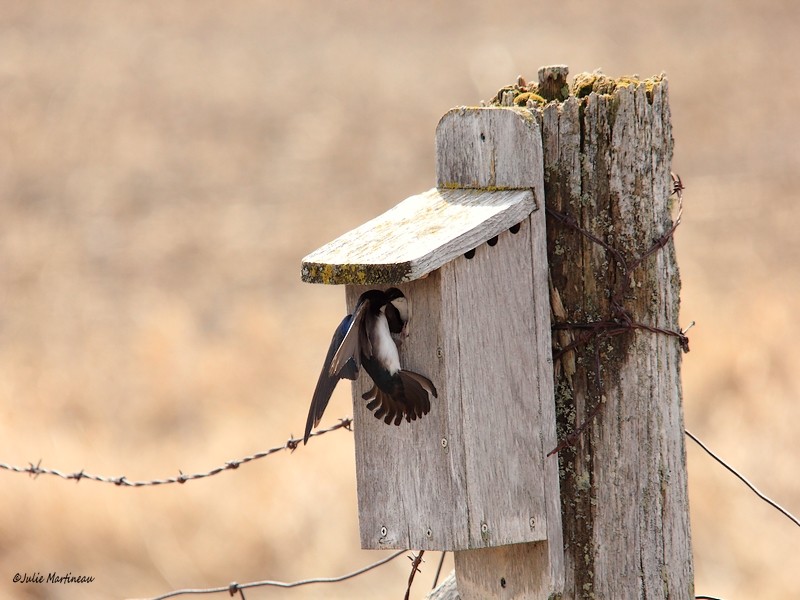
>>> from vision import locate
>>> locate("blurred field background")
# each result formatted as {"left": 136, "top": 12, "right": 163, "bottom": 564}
{"left": 1, "top": 1, "right": 798, "bottom": 599}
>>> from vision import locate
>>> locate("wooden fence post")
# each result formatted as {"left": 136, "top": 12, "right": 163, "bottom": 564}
{"left": 430, "top": 66, "right": 694, "bottom": 599}
{"left": 543, "top": 66, "right": 694, "bottom": 599}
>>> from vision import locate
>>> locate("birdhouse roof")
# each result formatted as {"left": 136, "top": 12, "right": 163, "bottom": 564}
{"left": 301, "top": 186, "right": 536, "bottom": 285}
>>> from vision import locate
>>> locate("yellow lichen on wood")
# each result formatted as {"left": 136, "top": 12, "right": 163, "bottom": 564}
{"left": 571, "top": 71, "right": 665, "bottom": 102}
{"left": 489, "top": 69, "right": 666, "bottom": 106}
{"left": 514, "top": 92, "right": 546, "bottom": 107}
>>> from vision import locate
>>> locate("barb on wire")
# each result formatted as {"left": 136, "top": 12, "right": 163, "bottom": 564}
{"left": 140, "top": 549, "right": 406, "bottom": 600}
{"left": 686, "top": 429, "right": 800, "bottom": 528}
{"left": 0, "top": 418, "right": 353, "bottom": 487}
{"left": 403, "top": 550, "right": 425, "bottom": 600}
{"left": 629, "top": 171, "right": 684, "bottom": 270}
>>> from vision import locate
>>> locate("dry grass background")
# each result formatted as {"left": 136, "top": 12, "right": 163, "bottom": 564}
{"left": 1, "top": 1, "right": 799, "bottom": 599}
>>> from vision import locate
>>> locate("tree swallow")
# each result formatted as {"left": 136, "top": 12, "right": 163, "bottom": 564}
{"left": 303, "top": 288, "right": 437, "bottom": 444}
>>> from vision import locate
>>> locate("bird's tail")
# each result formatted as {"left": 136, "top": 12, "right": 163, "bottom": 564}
{"left": 362, "top": 370, "right": 437, "bottom": 426}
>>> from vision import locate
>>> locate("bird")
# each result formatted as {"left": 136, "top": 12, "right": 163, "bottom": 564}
{"left": 303, "top": 288, "right": 437, "bottom": 444}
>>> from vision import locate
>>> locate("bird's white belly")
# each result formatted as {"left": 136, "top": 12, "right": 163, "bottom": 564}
{"left": 372, "top": 313, "right": 401, "bottom": 374}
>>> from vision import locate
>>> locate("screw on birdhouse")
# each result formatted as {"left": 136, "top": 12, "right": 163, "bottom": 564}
{"left": 441, "top": 437, "right": 448, "bottom": 449}
{"left": 529, "top": 517, "right": 536, "bottom": 529}
{"left": 480, "top": 522, "right": 489, "bottom": 533}
{"left": 464, "top": 248, "right": 476, "bottom": 259}
{"left": 426, "top": 527, "right": 433, "bottom": 539}
{"left": 500, "top": 577, "right": 507, "bottom": 588}
{"left": 479, "top": 132, "right": 486, "bottom": 141}
{"left": 436, "top": 346, "right": 443, "bottom": 359}
{"left": 487, "top": 235, "right": 499, "bottom": 247}
{"left": 380, "top": 526, "right": 387, "bottom": 537}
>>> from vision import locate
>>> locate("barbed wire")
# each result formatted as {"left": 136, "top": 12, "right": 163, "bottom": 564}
{"left": 547, "top": 173, "right": 689, "bottom": 353}
{"left": 137, "top": 549, "right": 407, "bottom": 600}
{"left": 200, "top": 421, "right": 790, "bottom": 600}
{"left": 547, "top": 173, "right": 689, "bottom": 459}
{"left": 686, "top": 429, "right": 800, "bottom": 528}
{"left": 0, "top": 417, "right": 353, "bottom": 487}
{"left": 403, "top": 551, "right": 425, "bottom": 600}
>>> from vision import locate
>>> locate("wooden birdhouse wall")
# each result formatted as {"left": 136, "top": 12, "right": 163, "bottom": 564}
{"left": 346, "top": 210, "right": 553, "bottom": 552}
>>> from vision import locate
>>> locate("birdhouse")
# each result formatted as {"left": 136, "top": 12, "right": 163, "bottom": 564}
{"left": 301, "top": 108, "right": 562, "bottom": 564}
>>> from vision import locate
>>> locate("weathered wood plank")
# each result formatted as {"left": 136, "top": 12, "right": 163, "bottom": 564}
{"left": 454, "top": 542, "right": 554, "bottom": 599}
{"left": 451, "top": 216, "right": 547, "bottom": 548}
{"left": 436, "top": 106, "right": 541, "bottom": 189}
{"left": 436, "top": 106, "right": 564, "bottom": 597}
{"left": 301, "top": 187, "right": 535, "bottom": 285}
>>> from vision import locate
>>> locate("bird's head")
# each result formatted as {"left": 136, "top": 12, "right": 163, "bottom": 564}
{"left": 384, "top": 287, "right": 409, "bottom": 324}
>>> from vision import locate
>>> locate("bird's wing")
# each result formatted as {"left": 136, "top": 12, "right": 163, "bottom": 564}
{"left": 329, "top": 295, "right": 370, "bottom": 376}
{"left": 304, "top": 314, "right": 358, "bottom": 444}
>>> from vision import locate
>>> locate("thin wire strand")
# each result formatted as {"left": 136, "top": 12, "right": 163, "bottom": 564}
{"left": 0, "top": 418, "right": 353, "bottom": 487}
{"left": 432, "top": 552, "right": 447, "bottom": 590}
{"left": 403, "top": 551, "right": 425, "bottom": 600}
{"left": 139, "top": 549, "right": 407, "bottom": 600}
{"left": 686, "top": 429, "right": 800, "bottom": 528}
